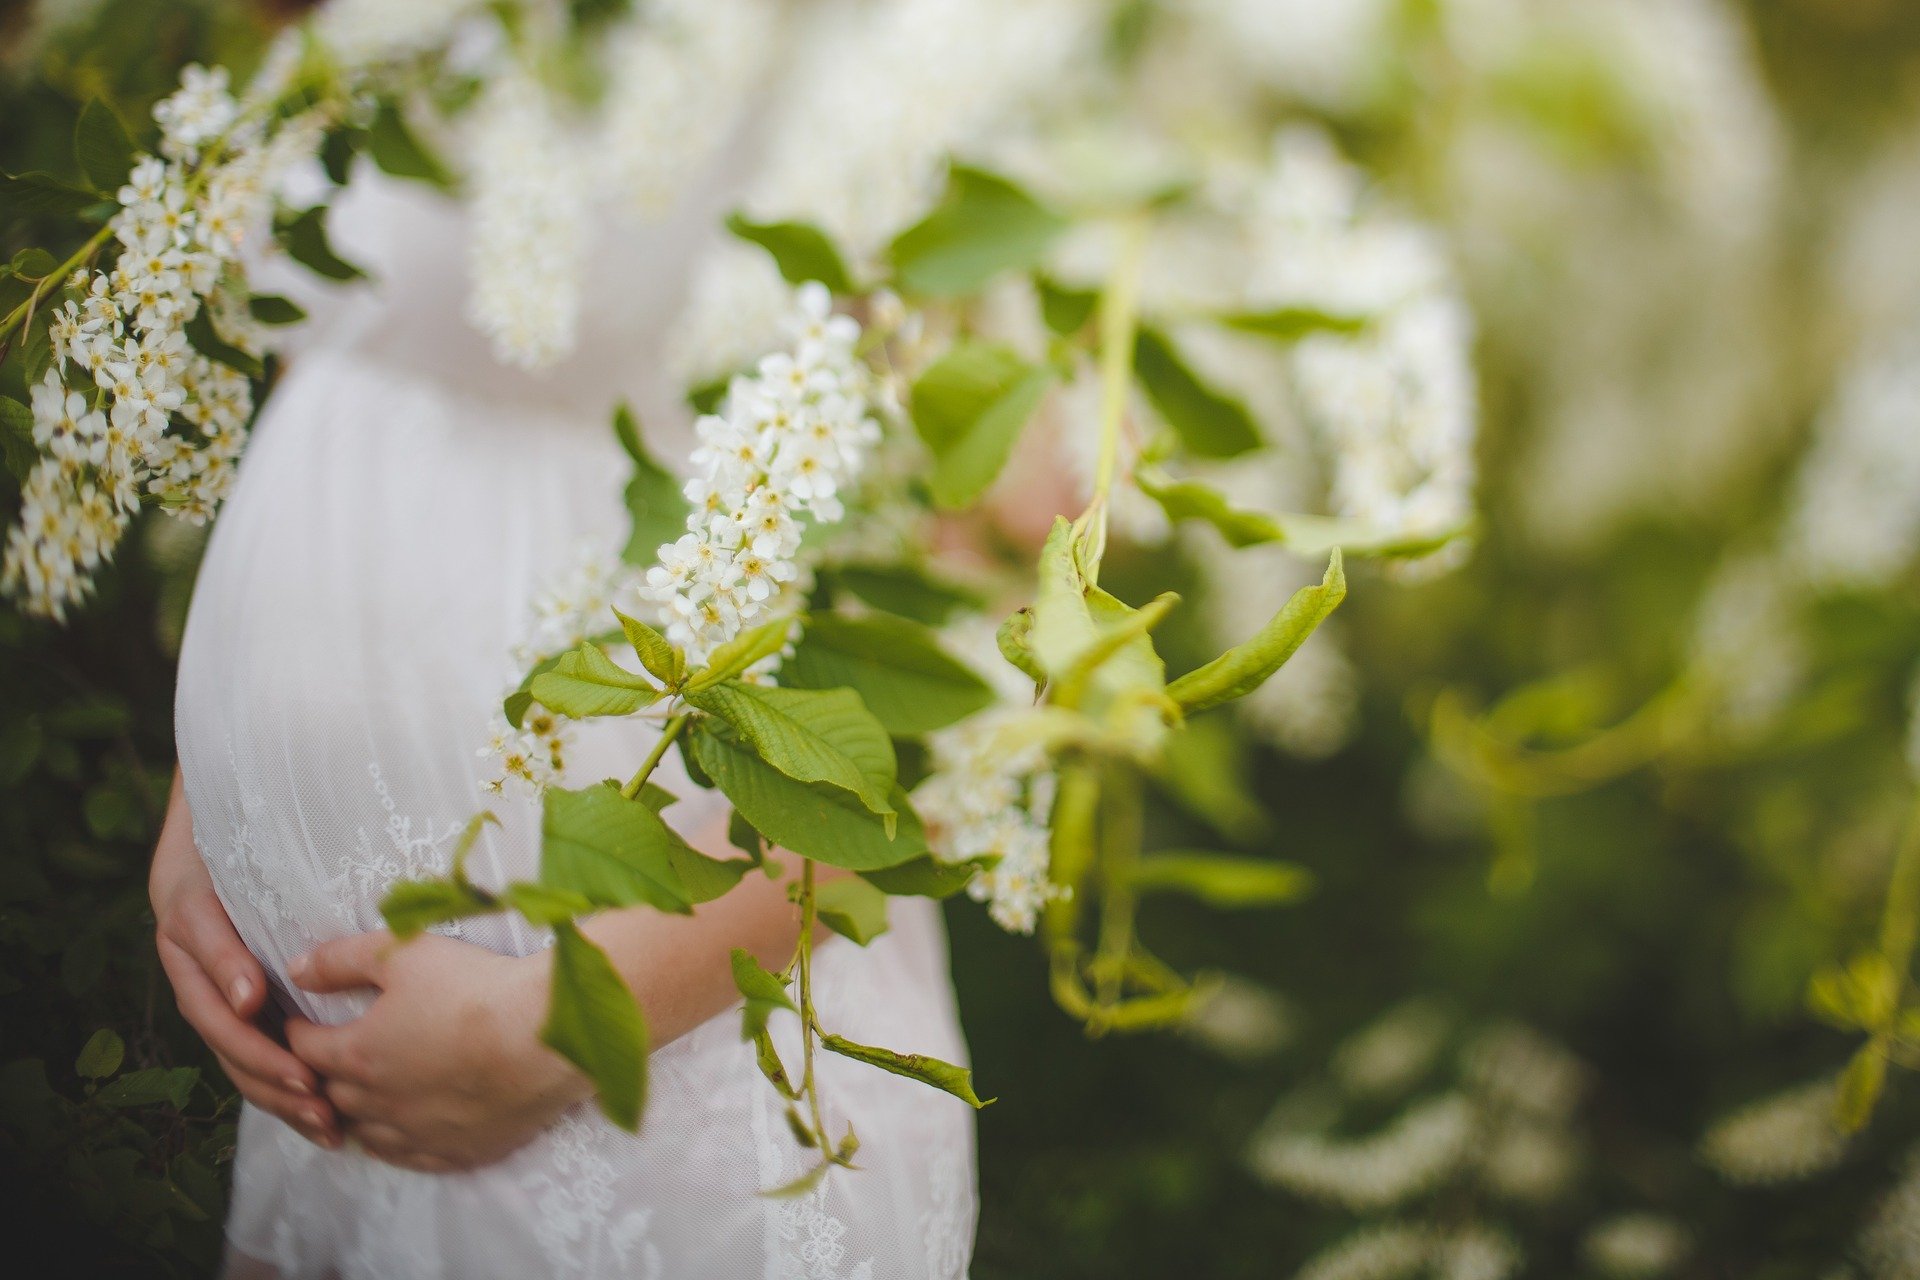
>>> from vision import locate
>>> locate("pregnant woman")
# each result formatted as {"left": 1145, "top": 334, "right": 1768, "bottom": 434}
{"left": 144, "top": 158, "right": 978, "bottom": 1276}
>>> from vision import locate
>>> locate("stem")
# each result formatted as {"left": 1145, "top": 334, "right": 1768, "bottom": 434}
{"left": 620, "top": 711, "right": 688, "bottom": 799}
{"left": 796, "top": 859, "right": 829, "bottom": 1142}
{"left": 1092, "top": 767, "right": 1142, "bottom": 1024}
{"left": 1881, "top": 793, "right": 1920, "bottom": 975}
{"left": 0, "top": 224, "right": 114, "bottom": 347}
{"left": 1072, "top": 215, "right": 1149, "bottom": 584}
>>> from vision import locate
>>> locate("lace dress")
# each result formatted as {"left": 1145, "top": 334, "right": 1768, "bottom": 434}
{"left": 172, "top": 168, "right": 978, "bottom": 1279}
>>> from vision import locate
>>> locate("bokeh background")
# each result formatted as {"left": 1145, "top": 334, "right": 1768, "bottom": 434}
{"left": 6, "top": 0, "right": 1920, "bottom": 1275}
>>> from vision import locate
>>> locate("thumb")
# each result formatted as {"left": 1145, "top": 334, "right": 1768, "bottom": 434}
{"left": 290, "top": 931, "right": 394, "bottom": 995}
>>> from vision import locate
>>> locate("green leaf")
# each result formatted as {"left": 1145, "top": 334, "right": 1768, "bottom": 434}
{"left": 826, "top": 563, "right": 983, "bottom": 626}
{"left": 505, "top": 653, "right": 566, "bottom": 728}
{"left": 786, "top": 614, "right": 994, "bottom": 736}
{"left": 95, "top": 1066, "right": 198, "bottom": 1110}
{"left": 1130, "top": 853, "right": 1314, "bottom": 908}
{"left": 666, "top": 843, "right": 756, "bottom": 904}
{"left": 820, "top": 1034, "right": 991, "bottom": 1107}
{"left": 815, "top": 877, "right": 890, "bottom": 945}
{"left": 184, "top": 311, "right": 263, "bottom": 380}
{"left": 612, "top": 608, "right": 683, "bottom": 688}
{"left": 530, "top": 641, "right": 661, "bottom": 719}
{"left": 540, "top": 782, "right": 693, "bottom": 914}
{"left": 542, "top": 922, "right": 648, "bottom": 1131}
{"left": 636, "top": 782, "right": 677, "bottom": 812}
{"left": 689, "top": 723, "right": 927, "bottom": 870}
{"left": 1034, "top": 274, "right": 1098, "bottom": 335}
{"left": 0, "top": 396, "right": 36, "bottom": 481}
{"left": 381, "top": 877, "right": 497, "bottom": 938}
{"left": 319, "top": 126, "right": 362, "bottom": 185}
{"left": 996, "top": 607, "right": 1046, "bottom": 688}
{"left": 249, "top": 294, "right": 307, "bottom": 326}
{"left": 366, "top": 100, "right": 454, "bottom": 190}
{"left": 725, "top": 214, "right": 855, "bottom": 294}
{"left": 614, "top": 403, "right": 692, "bottom": 568}
{"left": 499, "top": 881, "right": 595, "bottom": 926}
{"left": 1836, "top": 1044, "right": 1887, "bottom": 1134}
{"left": 684, "top": 619, "right": 791, "bottom": 692}
{"left": 10, "top": 248, "right": 56, "bottom": 277}
{"left": 1030, "top": 518, "right": 1099, "bottom": 680}
{"left": 888, "top": 164, "right": 1067, "bottom": 297}
{"left": 0, "top": 170, "right": 102, "bottom": 218}
{"left": 1133, "top": 326, "right": 1260, "bottom": 459}
{"left": 761, "top": 1159, "right": 832, "bottom": 1199}
{"left": 729, "top": 947, "right": 796, "bottom": 1041}
{"left": 1053, "top": 591, "right": 1178, "bottom": 709}
{"left": 1220, "top": 306, "right": 1369, "bottom": 340}
{"left": 685, "top": 682, "right": 896, "bottom": 822}
{"left": 73, "top": 100, "right": 136, "bottom": 194}
{"left": 278, "top": 205, "right": 368, "bottom": 282}
{"left": 910, "top": 341, "right": 1052, "bottom": 508}
{"left": 75, "top": 1028, "right": 123, "bottom": 1080}
{"left": 728, "top": 808, "right": 765, "bottom": 859}
{"left": 1138, "top": 469, "right": 1459, "bottom": 558}
{"left": 859, "top": 854, "right": 992, "bottom": 899}
{"left": 1169, "top": 551, "right": 1345, "bottom": 715}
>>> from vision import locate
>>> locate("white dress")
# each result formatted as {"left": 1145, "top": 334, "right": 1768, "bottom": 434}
{"left": 172, "top": 167, "right": 978, "bottom": 1279}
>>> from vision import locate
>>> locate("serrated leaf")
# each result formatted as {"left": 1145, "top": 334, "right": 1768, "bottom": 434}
{"left": 612, "top": 607, "right": 683, "bottom": 687}
{"left": 249, "top": 294, "right": 306, "bottom": 325}
{"left": 685, "top": 681, "right": 896, "bottom": 821}
{"left": 380, "top": 877, "right": 497, "bottom": 938}
{"left": 366, "top": 100, "right": 454, "bottom": 190}
{"left": 543, "top": 922, "right": 648, "bottom": 1131}
{"left": 184, "top": 311, "right": 262, "bottom": 380}
{"left": 826, "top": 563, "right": 983, "bottom": 626}
{"left": 0, "top": 170, "right": 102, "bottom": 218}
{"left": 505, "top": 652, "right": 567, "bottom": 728}
{"left": 530, "top": 641, "right": 661, "bottom": 719}
{"left": 728, "top": 808, "right": 764, "bottom": 859}
{"left": 1138, "top": 468, "right": 1461, "bottom": 558}
{"left": 786, "top": 614, "right": 995, "bottom": 736}
{"left": 1130, "top": 853, "right": 1314, "bottom": 908}
{"left": 667, "top": 843, "right": 756, "bottom": 903}
{"left": 499, "top": 881, "right": 595, "bottom": 926}
{"left": 725, "top": 214, "right": 855, "bottom": 294}
{"left": 278, "top": 205, "right": 368, "bottom": 282}
{"left": 75, "top": 1028, "right": 123, "bottom": 1079}
{"left": 684, "top": 619, "right": 791, "bottom": 692}
{"left": 730, "top": 947, "right": 796, "bottom": 1041}
{"left": 0, "top": 396, "right": 36, "bottom": 481}
{"left": 815, "top": 877, "right": 889, "bottom": 946}
{"left": 540, "top": 782, "right": 693, "bottom": 914}
{"left": 996, "top": 607, "right": 1046, "bottom": 688}
{"left": 95, "top": 1066, "right": 198, "bottom": 1110}
{"left": 910, "top": 341, "right": 1052, "bottom": 508}
{"left": 689, "top": 722, "right": 927, "bottom": 870}
{"left": 74, "top": 100, "right": 136, "bottom": 193}
{"left": 859, "top": 854, "right": 993, "bottom": 899}
{"left": 1169, "top": 551, "right": 1344, "bottom": 714}
{"left": 1133, "top": 326, "right": 1260, "bottom": 458}
{"left": 820, "top": 1034, "right": 991, "bottom": 1107}
{"left": 614, "top": 403, "right": 692, "bottom": 569}
{"left": 889, "top": 164, "right": 1066, "bottom": 298}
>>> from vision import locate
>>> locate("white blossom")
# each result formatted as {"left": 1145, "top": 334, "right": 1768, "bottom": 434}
{"left": 1584, "top": 1214, "right": 1690, "bottom": 1278}
{"left": 1698, "top": 1075, "right": 1849, "bottom": 1185}
{"left": 1250, "top": 1092, "right": 1477, "bottom": 1210}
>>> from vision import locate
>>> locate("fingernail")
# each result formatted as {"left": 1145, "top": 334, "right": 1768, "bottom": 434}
{"left": 304, "top": 1107, "right": 328, "bottom": 1130}
{"left": 288, "top": 955, "right": 310, "bottom": 982}
{"left": 229, "top": 976, "right": 252, "bottom": 1009}
{"left": 285, "top": 1077, "right": 311, "bottom": 1095}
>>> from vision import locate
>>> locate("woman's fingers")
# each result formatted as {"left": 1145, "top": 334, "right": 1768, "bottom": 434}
{"left": 211, "top": 1048, "right": 340, "bottom": 1149}
{"left": 289, "top": 931, "right": 393, "bottom": 996}
{"left": 160, "top": 886, "right": 267, "bottom": 1016}
{"left": 157, "top": 933, "right": 324, "bottom": 1097}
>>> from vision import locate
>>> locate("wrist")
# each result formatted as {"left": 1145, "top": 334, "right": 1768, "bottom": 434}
{"left": 495, "top": 952, "right": 595, "bottom": 1109}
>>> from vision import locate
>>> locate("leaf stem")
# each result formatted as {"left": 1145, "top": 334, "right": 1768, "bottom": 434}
{"left": 620, "top": 712, "right": 688, "bottom": 800}
{"left": 796, "top": 859, "right": 830, "bottom": 1143}
{"left": 0, "top": 223, "right": 113, "bottom": 348}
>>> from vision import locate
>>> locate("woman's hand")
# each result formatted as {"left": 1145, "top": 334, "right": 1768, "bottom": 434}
{"left": 285, "top": 931, "right": 591, "bottom": 1173}
{"left": 149, "top": 771, "right": 341, "bottom": 1150}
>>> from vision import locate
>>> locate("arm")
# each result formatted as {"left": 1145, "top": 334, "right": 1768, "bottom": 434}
{"left": 283, "top": 824, "right": 834, "bottom": 1171}
{"left": 149, "top": 769, "right": 341, "bottom": 1149}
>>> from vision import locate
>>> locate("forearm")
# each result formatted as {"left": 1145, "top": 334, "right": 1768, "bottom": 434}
{"left": 578, "top": 843, "right": 840, "bottom": 1047}
{"left": 150, "top": 768, "right": 207, "bottom": 916}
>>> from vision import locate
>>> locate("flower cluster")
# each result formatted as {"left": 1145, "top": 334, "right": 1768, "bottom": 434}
{"left": 478, "top": 705, "right": 570, "bottom": 796}
{"left": 2, "top": 66, "right": 323, "bottom": 619}
{"left": 640, "top": 284, "right": 882, "bottom": 667}
{"left": 1697, "top": 1074, "right": 1849, "bottom": 1185}
{"left": 913, "top": 709, "right": 1064, "bottom": 935}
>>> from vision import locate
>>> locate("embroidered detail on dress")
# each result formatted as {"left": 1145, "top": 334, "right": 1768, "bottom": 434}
{"left": 327, "top": 758, "right": 465, "bottom": 936}
{"left": 203, "top": 736, "right": 317, "bottom": 946}
{"left": 523, "top": 1112, "right": 661, "bottom": 1279}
